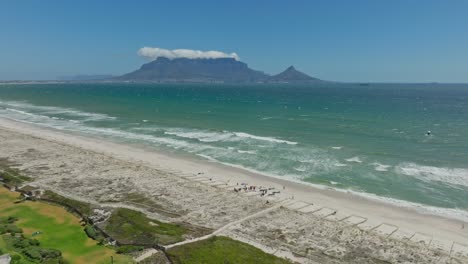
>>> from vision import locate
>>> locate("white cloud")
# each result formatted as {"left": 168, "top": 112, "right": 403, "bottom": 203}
{"left": 137, "top": 47, "right": 239, "bottom": 61}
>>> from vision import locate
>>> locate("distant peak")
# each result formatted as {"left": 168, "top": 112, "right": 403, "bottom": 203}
{"left": 268, "top": 65, "right": 320, "bottom": 82}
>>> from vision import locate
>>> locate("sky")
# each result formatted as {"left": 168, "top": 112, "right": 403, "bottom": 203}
{"left": 1, "top": 0, "right": 467, "bottom": 82}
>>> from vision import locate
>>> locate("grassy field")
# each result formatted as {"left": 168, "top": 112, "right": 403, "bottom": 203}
{"left": 0, "top": 187, "right": 132, "bottom": 264}
{"left": 103, "top": 208, "right": 187, "bottom": 245}
{"left": 166, "top": 236, "right": 291, "bottom": 264}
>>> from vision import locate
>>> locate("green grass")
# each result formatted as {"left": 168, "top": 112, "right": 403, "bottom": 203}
{"left": 0, "top": 188, "right": 132, "bottom": 264}
{"left": 103, "top": 208, "right": 187, "bottom": 245}
{"left": 166, "top": 236, "right": 292, "bottom": 264}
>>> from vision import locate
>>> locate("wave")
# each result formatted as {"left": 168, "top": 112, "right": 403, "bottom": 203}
{"left": 233, "top": 132, "right": 297, "bottom": 145}
{"left": 395, "top": 162, "right": 468, "bottom": 188}
{"left": 196, "top": 154, "right": 218, "bottom": 162}
{"left": 334, "top": 163, "right": 348, "bottom": 167}
{"left": 372, "top": 162, "right": 391, "bottom": 172}
{"left": 331, "top": 146, "right": 342, "bottom": 150}
{"left": 77, "top": 126, "right": 221, "bottom": 152}
{"left": 293, "top": 167, "right": 306, "bottom": 172}
{"left": 159, "top": 127, "right": 298, "bottom": 145}
{"left": 164, "top": 130, "right": 232, "bottom": 143}
{"left": 345, "top": 156, "right": 363, "bottom": 163}
{"left": 237, "top": 149, "right": 256, "bottom": 154}
{"left": 193, "top": 153, "right": 468, "bottom": 222}
{"left": 0, "top": 100, "right": 116, "bottom": 122}
{"left": 345, "top": 189, "right": 468, "bottom": 222}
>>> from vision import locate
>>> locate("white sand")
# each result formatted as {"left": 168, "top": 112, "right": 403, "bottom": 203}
{"left": 0, "top": 117, "right": 467, "bottom": 262}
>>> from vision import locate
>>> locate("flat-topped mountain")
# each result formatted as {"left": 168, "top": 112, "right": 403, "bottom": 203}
{"left": 118, "top": 58, "right": 323, "bottom": 83}
{"left": 118, "top": 57, "right": 268, "bottom": 83}
{"left": 268, "top": 66, "right": 320, "bottom": 82}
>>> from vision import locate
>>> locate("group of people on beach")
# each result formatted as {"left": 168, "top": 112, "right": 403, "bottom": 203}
{"left": 232, "top": 182, "right": 281, "bottom": 198}
{"left": 233, "top": 183, "right": 257, "bottom": 192}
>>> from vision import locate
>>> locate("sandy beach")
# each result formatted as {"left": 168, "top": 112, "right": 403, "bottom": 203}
{"left": 0, "top": 116, "right": 467, "bottom": 263}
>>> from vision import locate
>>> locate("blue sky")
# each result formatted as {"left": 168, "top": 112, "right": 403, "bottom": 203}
{"left": 1, "top": 0, "right": 467, "bottom": 82}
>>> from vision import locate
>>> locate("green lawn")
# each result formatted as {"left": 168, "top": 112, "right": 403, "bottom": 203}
{"left": 104, "top": 208, "right": 187, "bottom": 245}
{"left": 166, "top": 236, "right": 292, "bottom": 264}
{"left": 0, "top": 187, "right": 132, "bottom": 264}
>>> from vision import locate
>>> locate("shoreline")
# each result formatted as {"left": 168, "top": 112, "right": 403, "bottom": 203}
{"left": 0, "top": 116, "right": 467, "bottom": 246}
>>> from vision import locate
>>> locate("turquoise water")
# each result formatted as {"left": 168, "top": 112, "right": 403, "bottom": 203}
{"left": 0, "top": 83, "right": 467, "bottom": 220}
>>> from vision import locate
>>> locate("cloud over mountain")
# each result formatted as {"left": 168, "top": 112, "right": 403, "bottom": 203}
{"left": 138, "top": 47, "right": 239, "bottom": 61}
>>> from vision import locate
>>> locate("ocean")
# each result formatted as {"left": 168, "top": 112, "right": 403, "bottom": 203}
{"left": 1, "top": 83, "right": 467, "bottom": 220}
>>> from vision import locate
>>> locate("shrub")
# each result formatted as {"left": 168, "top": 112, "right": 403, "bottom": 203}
{"left": 40, "top": 248, "right": 62, "bottom": 259}
{"left": 116, "top": 245, "right": 144, "bottom": 254}
{"left": 5, "top": 224, "right": 23, "bottom": 234}
{"left": 28, "top": 238, "right": 40, "bottom": 246}
{"left": 7, "top": 216, "right": 18, "bottom": 223}
{"left": 84, "top": 225, "right": 98, "bottom": 240}
{"left": 23, "top": 247, "right": 42, "bottom": 260}
{"left": 13, "top": 238, "right": 31, "bottom": 249}
{"left": 10, "top": 254, "right": 21, "bottom": 263}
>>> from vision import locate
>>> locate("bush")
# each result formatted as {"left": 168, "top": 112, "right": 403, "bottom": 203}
{"left": 28, "top": 238, "right": 40, "bottom": 246}
{"left": 84, "top": 225, "right": 98, "bottom": 240}
{"left": 5, "top": 224, "right": 23, "bottom": 234}
{"left": 7, "top": 216, "right": 18, "bottom": 223}
{"left": 40, "top": 248, "right": 62, "bottom": 259}
{"left": 23, "top": 247, "right": 42, "bottom": 260}
{"left": 13, "top": 238, "right": 31, "bottom": 249}
{"left": 10, "top": 254, "right": 21, "bottom": 264}
{"left": 116, "top": 245, "right": 144, "bottom": 254}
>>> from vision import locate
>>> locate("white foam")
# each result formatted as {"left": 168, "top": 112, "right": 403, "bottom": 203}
{"left": 164, "top": 130, "right": 232, "bottom": 143}
{"left": 196, "top": 154, "right": 217, "bottom": 162}
{"left": 345, "top": 189, "right": 468, "bottom": 222}
{"left": 1, "top": 100, "right": 116, "bottom": 122}
{"left": 79, "top": 126, "right": 211, "bottom": 151}
{"left": 233, "top": 132, "right": 298, "bottom": 145}
{"left": 334, "top": 163, "right": 348, "bottom": 167}
{"left": 5, "top": 108, "right": 37, "bottom": 117}
{"left": 331, "top": 146, "right": 342, "bottom": 150}
{"left": 395, "top": 162, "right": 468, "bottom": 188}
{"left": 237, "top": 150, "right": 256, "bottom": 154}
{"left": 345, "top": 156, "right": 363, "bottom": 163}
{"left": 293, "top": 167, "right": 306, "bottom": 172}
{"left": 372, "top": 162, "right": 391, "bottom": 172}
{"left": 140, "top": 126, "right": 298, "bottom": 146}
{"left": 6, "top": 113, "right": 468, "bottom": 223}
{"left": 186, "top": 153, "right": 468, "bottom": 222}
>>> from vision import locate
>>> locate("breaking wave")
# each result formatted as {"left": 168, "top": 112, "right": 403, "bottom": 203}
{"left": 233, "top": 132, "right": 297, "bottom": 145}
{"left": 0, "top": 100, "right": 116, "bottom": 122}
{"left": 395, "top": 163, "right": 468, "bottom": 188}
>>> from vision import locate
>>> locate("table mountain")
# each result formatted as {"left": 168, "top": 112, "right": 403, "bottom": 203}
{"left": 118, "top": 57, "right": 268, "bottom": 83}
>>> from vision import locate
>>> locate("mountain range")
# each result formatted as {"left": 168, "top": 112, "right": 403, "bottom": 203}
{"left": 117, "top": 57, "right": 322, "bottom": 83}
